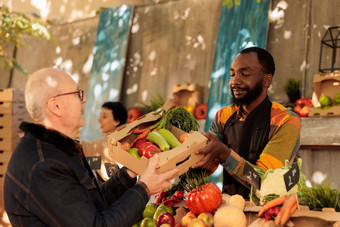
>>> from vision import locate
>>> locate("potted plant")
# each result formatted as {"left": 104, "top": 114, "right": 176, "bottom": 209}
{"left": 283, "top": 77, "right": 301, "bottom": 104}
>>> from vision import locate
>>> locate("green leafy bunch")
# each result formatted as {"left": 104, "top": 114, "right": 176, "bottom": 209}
{"left": 283, "top": 77, "right": 301, "bottom": 94}
{"left": 299, "top": 182, "right": 340, "bottom": 211}
{"left": 0, "top": 5, "right": 51, "bottom": 74}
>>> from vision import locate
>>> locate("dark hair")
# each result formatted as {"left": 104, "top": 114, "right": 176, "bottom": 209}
{"left": 101, "top": 102, "right": 127, "bottom": 126}
{"left": 240, "top": 47, "right": 275, "bottom": 76}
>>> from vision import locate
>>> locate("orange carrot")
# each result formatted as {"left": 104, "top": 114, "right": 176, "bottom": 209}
{"left": 132, "top": 129, "right": 150, "bottom": 144}
{"left": 275, "top": 194, "right": 298, "bottom": 225}
{"left": 131, "top": 126, "right": 151, "bottom": 134}
{"left": 258, "top": 196, "right": 286, "bottom": 217}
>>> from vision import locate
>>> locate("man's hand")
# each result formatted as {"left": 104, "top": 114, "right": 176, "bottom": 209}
{"left": 191, "top": 133, "right": 230, "bottom": 169}
{"left": 139, "top": 154, "right": 179, "bottom": 195}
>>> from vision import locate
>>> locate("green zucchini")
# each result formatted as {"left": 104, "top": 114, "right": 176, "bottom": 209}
{"left": 147, "top": 131, "right": 170, "bottom": 151}
{"left": 158, "top": 128, "right": 181, "bottom": 148}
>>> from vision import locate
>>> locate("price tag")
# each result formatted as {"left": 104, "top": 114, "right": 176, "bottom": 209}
{"left": 242, "top": 163, "right": 261, "bottom": 190}
{"left": 86, "top": 156, "right": 101, "bottom": 170}
{"left": 284, "top": 162, "right": 300, "bottom": 191}
{"left": 104, "top": 163, "right": 119, "bottom": 178}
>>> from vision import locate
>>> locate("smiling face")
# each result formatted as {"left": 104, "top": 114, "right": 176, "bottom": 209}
{"left": 98, "top": 107, "right": 119, "bottom": 134}
{"left": 229, "top": 52, "right": 272, "bottom": 107}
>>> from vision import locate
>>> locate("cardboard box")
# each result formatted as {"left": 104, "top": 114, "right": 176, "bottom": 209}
{"left": 309, "top": 72, "right": 340, "bottom": 117}
{"left": 172, "top": 83, "right": 203, "bottom": 107}
{"left": 245, "top": 203, "right": 340, "bottom": 226}
{"left": 107, "top": 111, "right": 206, "bottom": 176}
{"left": 175, "top": 200, "right": 340, "bottom": 226}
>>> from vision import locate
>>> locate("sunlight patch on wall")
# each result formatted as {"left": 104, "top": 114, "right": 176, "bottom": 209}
{"left": 283, "top": 30, "right": 292, "bottom": 39}
{"left": 31, "top": 0, "right": 50, "bottom": 20}
{"left": 70, "top": 10, "right": 84, "bottom": 21}
{"left": 182, "top": 8, "right": 190, "bottom": 20}
{"left": 108, "top": 88, "right": 119, "bottom": 100}
{"left": 312, "top": 171, "right": 327, "bottom": 184}
{"left": 59, "top": 5, "right": 65, "bottom": 14}
{"left": 150, "top": 68, "right": 157, "bottom": 76}
{"left": 148, "top": 50, "right": 156, "bottom": 61}
{"left": 55, "top": 46, "right": 61, "bottom": 54}
{"left": 126, "top": 83, "right": 138, "bottom": 95}
{"left": 211, "top": 67, "right": 226, "bottom": 79}
{"left": 142, "top": 90, "right": 148, "bottom": 102}
{"left": 60, "top": 59, "right": 73, "bottom": 71}
{"left": 300, "top": 60, "right": 309, "bottom": 71}
{"left": 82, "top": 54, "right": 93, "bottom": 74}
{"left": 71, "top": 72, "right": 80, "bottom": 83}
{"left": 110, "top": 60, "right": 120, "bottom": 72}
{"left": 101, "top": 72, "right": 109, "bottom": 81}
{"left": 94, "top": 84, "right": 103, "bottom": 99}
{"left": 73, "top": 36, "right": 80, "bottom": 45}
{"left": 132, "top": 13, "right": 140, "bottom": 33}
{"left": 53, "top": 56, "right": 63, "bottom": 67}
{"left": 270, "top": 0, "right": 288, "bottom": 29}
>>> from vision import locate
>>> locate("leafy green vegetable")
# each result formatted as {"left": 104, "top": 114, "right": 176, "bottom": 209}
{"left": 152, "top": 106, "right": 199, "bottom": 133}
{"left": 299, "top": 182, "right": 340, "bottom": 211}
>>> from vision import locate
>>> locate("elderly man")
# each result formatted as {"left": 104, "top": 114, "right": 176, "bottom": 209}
{"left": 4, "top": 68, "right": 178, "bottom": 227}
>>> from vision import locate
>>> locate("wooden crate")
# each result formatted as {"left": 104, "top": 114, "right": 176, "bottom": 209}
{"left": 0, "top": 150, "right": 12, "bottom": 163}
{"left": 0, "top": 101, "right": 27, "bottom": 115}
{"left": 0, "top": 123, "right": 21, "bottom": 139}
{"left": 0, "top": 88, "right": 25, "bottom": 103}
{"left": 0, "top": 161, "right": 8, "bottom": 175}
{"left": 0, "top": 139, "right": 12, "bottom": 151}
{"left": 0, "top": 113, "right": 29, "bottom": 127}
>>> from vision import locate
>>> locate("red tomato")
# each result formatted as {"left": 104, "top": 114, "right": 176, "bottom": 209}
{"left": 299, "top": 105, "right": 309, "bottom": 117}
{"left": 294, "top": 103, "right": 310, "bottom": 117}
{"left": 295, "top": 98, "right": 312, "bottom": 107}
{"left": 142, "top": 145, "right": 161, "bottom": 159}
{"left": 139, "top": 142, "right": 154, "bottom": 156}
{"left": 185, "top": 182, "right": 222, "bottom": 215}
{"left": 132, "top": 138, "right": 148, "bottom": 155}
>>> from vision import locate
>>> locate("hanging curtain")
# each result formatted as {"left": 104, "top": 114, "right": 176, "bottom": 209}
{"left": 81, "top": 6, "right": 132, "bottom": 141}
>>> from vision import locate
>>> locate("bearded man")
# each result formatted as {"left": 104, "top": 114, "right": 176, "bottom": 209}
{"left": 192, "top": 47, "right": 301, "bottom": 198}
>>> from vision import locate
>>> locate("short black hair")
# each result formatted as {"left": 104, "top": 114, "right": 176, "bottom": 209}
{"left": 240, "top": 47, "right": 275, "bottom": 76}
{"left": 101, "top": 102, "right": 127, "bottom": 126}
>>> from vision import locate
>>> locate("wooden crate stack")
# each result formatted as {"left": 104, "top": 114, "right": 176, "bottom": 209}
{"left": 0, "top": 88, "right": 30, "bottom": 221}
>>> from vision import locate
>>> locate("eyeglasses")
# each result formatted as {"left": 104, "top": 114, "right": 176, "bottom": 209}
{"left": 51, "top": 89, "right": 84, "bottom": 101}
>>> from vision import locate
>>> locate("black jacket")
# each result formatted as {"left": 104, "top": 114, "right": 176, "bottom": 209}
{"left": 4, "top": 122, "right": 148, "bottom": 227}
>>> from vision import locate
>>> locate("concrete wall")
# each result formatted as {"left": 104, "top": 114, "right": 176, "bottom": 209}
{"left": 1, "top": 0, "right": 340, "bottom": 189}
{"left": 267, "top": 0, "right": 340, "bottom": 104}
{"left": 6, "top": 0, "right": 146, "bottom": 22}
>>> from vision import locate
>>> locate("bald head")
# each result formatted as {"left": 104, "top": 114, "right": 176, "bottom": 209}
{"left": 25, "top": 68, "right": 66, "bottom": 122}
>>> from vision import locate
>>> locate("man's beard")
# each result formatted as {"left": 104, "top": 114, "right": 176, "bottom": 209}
{"left": 231, "top": 80, "right": 263, "bottom": 106}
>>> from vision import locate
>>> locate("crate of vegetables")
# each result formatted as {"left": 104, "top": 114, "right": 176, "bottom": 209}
{"left": 106, "top": 107, "right": 207, "bottom": 176}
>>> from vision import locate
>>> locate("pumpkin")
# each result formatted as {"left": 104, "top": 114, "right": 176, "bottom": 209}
{"left": 228, "top": 194, "right": 245, "bottom": 210}
{"left": 185, "top": 182, "right": 222, "bottom": 215}
{"left": 221, "top": 193, "right": 231, "bottom": 205}
{"left": 213, "top": 206, "right": 246, "bottom": 227}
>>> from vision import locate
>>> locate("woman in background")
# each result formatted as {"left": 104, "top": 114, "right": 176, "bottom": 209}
{"left": 82, "top": 102, "right": 127, "bottom": 183}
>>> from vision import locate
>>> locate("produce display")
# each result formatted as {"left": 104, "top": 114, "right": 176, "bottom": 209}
{"left": 121, "top": 105, "right": 340, "bottom": 226}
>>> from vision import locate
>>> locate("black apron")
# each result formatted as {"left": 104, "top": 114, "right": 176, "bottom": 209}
{"left": 222, "top": 96, "right": 272, "bottom": 198}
